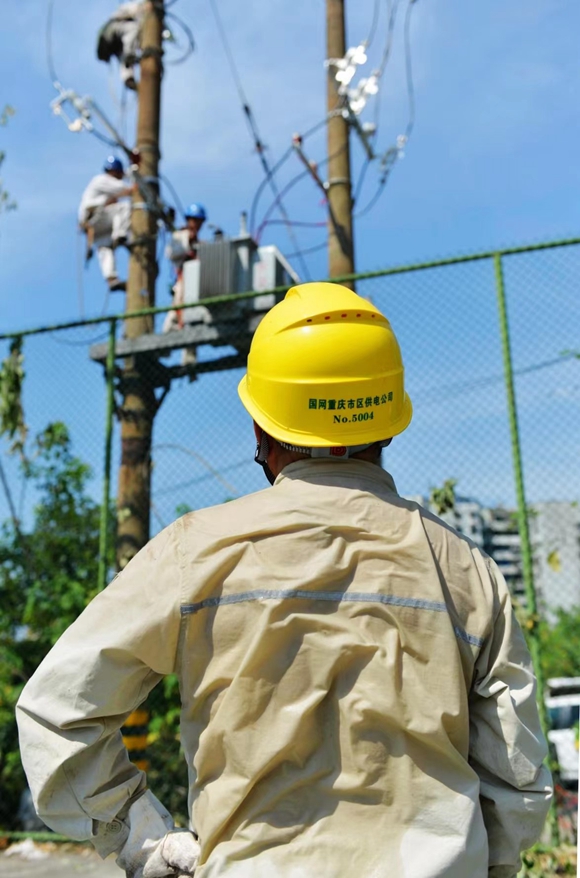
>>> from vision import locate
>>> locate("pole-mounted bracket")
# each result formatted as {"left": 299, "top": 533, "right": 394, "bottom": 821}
{"left": 141, "top": 46, "right": 164, "bottom": 61}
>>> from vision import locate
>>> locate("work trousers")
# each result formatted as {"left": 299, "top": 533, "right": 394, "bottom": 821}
{"left": 120, "top": 20, "right": 140, "bottom": 85}
{"left": 89, "top": 202, "right": 131, "bottom": 281}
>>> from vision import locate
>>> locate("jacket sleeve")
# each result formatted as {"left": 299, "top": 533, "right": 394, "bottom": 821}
{"left": 16, "top": 521, "right": 185, "bottom": 848}
{"left": 469, "top": 556, "right": 553, "bottom": 877}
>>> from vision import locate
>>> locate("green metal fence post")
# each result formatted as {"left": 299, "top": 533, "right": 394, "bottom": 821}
{"left": 97, "top": 319, "right": 117, "bottom": 592}
{"left": 493, "top": 253, "right": 559, "bottom": 845}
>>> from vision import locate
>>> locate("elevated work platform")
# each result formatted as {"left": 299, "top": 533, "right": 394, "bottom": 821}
{"left": 89, "top": 307, "right": 270, "bottom": 387}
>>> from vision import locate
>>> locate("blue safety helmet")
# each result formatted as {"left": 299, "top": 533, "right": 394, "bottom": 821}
{"left": 104, "top": 156, "right": 124, "bottom": 173}
{"left": 184, "top": 203, "right": 207, "bottom": 221}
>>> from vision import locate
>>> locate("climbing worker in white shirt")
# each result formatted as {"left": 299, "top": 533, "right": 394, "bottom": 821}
{"left": 78, "top": 157, "right": 135, "bottom": 292}
{"left": 163, "top": 202, "right": 207, "bottom": 332}
{"left": 97, "top": 1, "right": 145, "bottom": 91}
{"left": 17, "top": 283, "right": 552, "bottom": 878}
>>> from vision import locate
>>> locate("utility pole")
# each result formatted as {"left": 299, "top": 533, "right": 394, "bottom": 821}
{"left": 326, "top": 0, "right": 355, "bottom": 286}
{"left": 116, "top": 0, "right": 164, "bottom": 570}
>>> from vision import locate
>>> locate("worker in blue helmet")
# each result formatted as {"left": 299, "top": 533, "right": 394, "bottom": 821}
{"left": 78, "top": 157, "right": 135, "bottom": 292}
{"left": 163, "top": 202, "right": 208, "bottom": 335}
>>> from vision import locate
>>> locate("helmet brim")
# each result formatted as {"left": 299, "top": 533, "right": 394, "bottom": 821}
{"left": 238, "top": 375, "right": 412, "bottom": 447}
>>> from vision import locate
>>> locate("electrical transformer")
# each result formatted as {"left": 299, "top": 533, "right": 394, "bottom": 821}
{"left": 181, "top": 236, "right": 299, "bottom": 324}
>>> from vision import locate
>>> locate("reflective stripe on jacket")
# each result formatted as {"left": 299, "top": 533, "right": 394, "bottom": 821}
{"left": 16, "top": 459, "right": 552, "bottom": 878}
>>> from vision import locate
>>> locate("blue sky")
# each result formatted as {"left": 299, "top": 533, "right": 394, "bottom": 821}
{"left": 0, "top": 0, "right": 579, "bottom": 529}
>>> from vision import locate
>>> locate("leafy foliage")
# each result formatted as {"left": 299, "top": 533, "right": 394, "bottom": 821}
{"left": 145, "top": 674, "right": 189, "bottom": 827}
{"left": 0, "top": 338, "right": 27, "bottom": 459}
{"left": 538, "top": 607, "right": 580, "bottom": 680}
{"left": 520, "top": 844, "right": 577, "bottom": 876}
{"left": 0, "top": 423, "right": 113, "bottom": 829}
{"left": 429, "top": 478, "right": 457, "bottom": 515}
{"left": 0, "top": 105, "right": 16, "bottom": 215}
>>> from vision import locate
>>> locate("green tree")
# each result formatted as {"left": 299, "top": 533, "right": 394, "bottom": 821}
{"left": 538, "top": 607, "right": 580, "bottom": 680}
{"left": 429, "top": 478, "right": 457, "bottom": 515}
{"left": 0, "top": 104, "right": 16, "bottom": 215}
{"left": 0, "top": 422, "right": 114, "bottom": 829}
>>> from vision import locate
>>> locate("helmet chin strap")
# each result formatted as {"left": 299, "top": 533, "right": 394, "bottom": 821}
{"left": 254, "top": 431, "right": 393, "bottom": 486}
{"left": 254, "top": 432, "right": 277, "bottom": 486}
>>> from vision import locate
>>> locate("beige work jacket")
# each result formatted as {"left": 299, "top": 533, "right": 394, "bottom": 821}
{"left": 17, "top": 460, "right": 552, "bottom": 878}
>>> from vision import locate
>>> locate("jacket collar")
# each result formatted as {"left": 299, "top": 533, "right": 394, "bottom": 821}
{"left": 274, "top": 458, "right": 398, "bottom": 495}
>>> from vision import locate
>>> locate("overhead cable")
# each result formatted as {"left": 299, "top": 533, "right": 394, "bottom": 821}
{"left": 248, "top": 115, "right": 331, "bottom": 237}
{"left": 260, "top": 219, "right": 328, "bottom": 231}
{"left": 372, "top": 0, "right": 400, "bottom": 139}
{"left": 158, "top": 171, "right": 186, "bottom": 222}
{"left": 249, "top": 145, "right": 294, "bottom": 237}
{"left": 377, "top": 0, "right": 401, "bottom": 77}
{"left": 207, "top": 0, "right": 311, "bottom": 279}
{"left": 45, "top": 0, "right": 60, "bottom": 85}
{"left": 156, "top": 456, "right": 252, "bottom": 498}
{"left": 365, "top": 0, "right": 382, "bottom": 50}
{"left": 403, "top": 0, "right": 418, "bottom": 140}
{"left": 154, "top": 443, "right": 240, "bottom": 496}
{"left": 165, "top": 10, "right": 196, "bottom": 65}
{"left": 416, "top": 352, "right": 577, "bottom": 406}
{"left": 255, "top": 168, "right": 312, "bottom": 241}
{"left": 352, "top": 156, "right": 372, "bottom": 206}
{"left": 256, "top": 137, "right": 350, "bottom": 240}
{"left": 284, "top": 240, "right": 327, "bottom": 260}
{"left": 358, "top": 0, "right": 418, "bottom": 219}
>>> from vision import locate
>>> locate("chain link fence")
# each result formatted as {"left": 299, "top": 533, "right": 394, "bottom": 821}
{"left": 1, "top": 237, "right": 579, "bottom": 849}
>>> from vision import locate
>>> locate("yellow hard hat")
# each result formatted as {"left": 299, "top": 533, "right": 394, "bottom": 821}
{"left": 238, "top": 282, "right": 412, "bottom": 448}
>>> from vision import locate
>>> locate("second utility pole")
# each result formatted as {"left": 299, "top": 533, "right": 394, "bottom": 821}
{"left": 116, "top": 0, "right": 164, "bottom": 570}
{"left": 326, "top": 0, "right": 355, "bottom": 285}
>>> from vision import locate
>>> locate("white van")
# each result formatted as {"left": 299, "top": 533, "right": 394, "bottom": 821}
{"left": 545, "top": 677, "right": 580, "bottom": 785}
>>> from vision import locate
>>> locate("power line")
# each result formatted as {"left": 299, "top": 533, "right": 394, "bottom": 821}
{"left": 365, "top": 0, "right": 382, "bottom": 49}
{"left": 165, "top": 10, "right": 196, "bottom": 65}
{"left": 403, "top": 0, "right": 418, "bottom": 140}
{"left": 357, "top": 0, "right": 419, "bottom": 219}
{"left": 153, "top": 443, "right": 240, "bottom": 496}
{"left": 49, "top": 329, "right": 110, "bottom": 347}
{"left": 45, "top": 0, "right": 60, "bottom": 85}
{"left": 353, "top": 155, "right": 372, "bottom": 207}
{"left": 207, "top": 0, "right": 311, "bottom": 280}
{"left": 255, "top": 168, "right": 313, "bottom": 240}
{"left": 416, "top": 352, "right": 576, "bottom": 406}
{"left": 284, "top": 240, "right": 327, "bottom": 260}
{"left": 354, "top": 173, "right": 388, "bottom": 219}
{"left": 249, "top": 145, "right": 294, "bottom": 237}
{"left": 156, "top": 456, "right": 253, "bottom": 498}
{"left": 261, "top": 219, "right": 328, "bottom": 231}
{"left": 248, "top": 116, "right": 331, "bottom": 237}
{"left": 255, "top": 139, "right": 349, "bottom": 241}
{"left": 158, "top": 171, "right": 186, "bottom": 221}
{"left": 377, "top": 0, "right": 401, "bottom": 78}
{"left": 372, "top": 0, "right": 400, "bottom": 142}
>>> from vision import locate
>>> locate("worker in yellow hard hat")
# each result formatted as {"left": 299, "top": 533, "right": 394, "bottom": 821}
{"left": 17, "top": 283, "right": 551, "bottom": 878}
{"left": 238, "top": 281, "right": 412, "bottom": 484}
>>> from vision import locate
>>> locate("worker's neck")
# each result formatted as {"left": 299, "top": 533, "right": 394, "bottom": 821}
{"left": 269, "top": 446, "right": 382, "bottom": 479}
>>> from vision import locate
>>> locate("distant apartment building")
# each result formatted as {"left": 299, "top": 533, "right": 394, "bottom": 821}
{"left": 405, "top": 494, "right": 580, "bottom": 613}
{"left": 481, "top": 506, "right": 525, "bottom": 601}
{"left": 530, "top": 501, "right": 580, "bottom": 615}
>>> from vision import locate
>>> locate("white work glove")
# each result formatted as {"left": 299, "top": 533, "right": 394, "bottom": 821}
{"left": 114, "top": 790, "right": 200, "bottom": 878}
